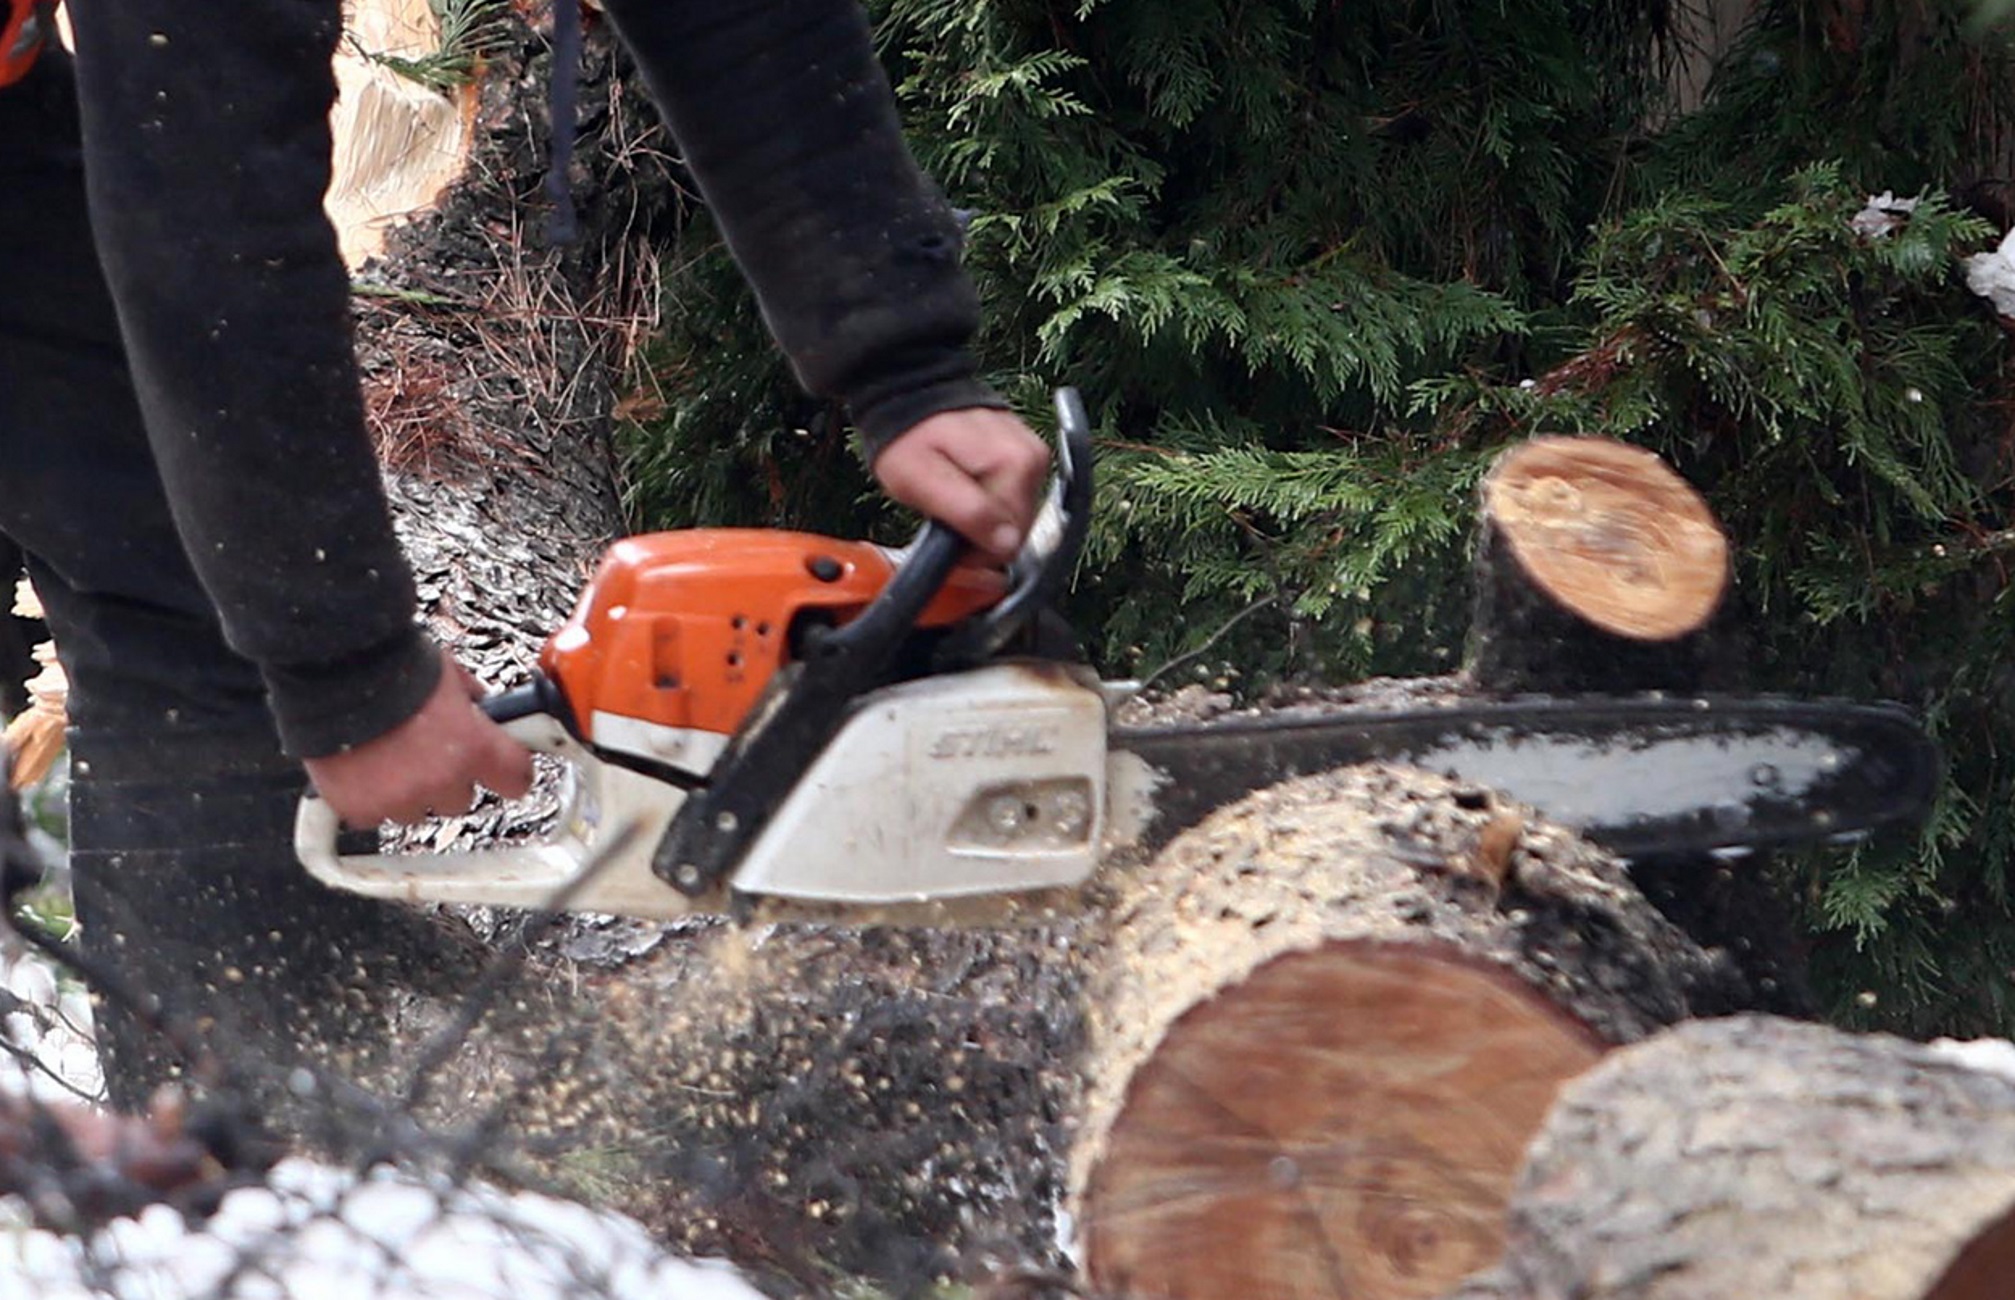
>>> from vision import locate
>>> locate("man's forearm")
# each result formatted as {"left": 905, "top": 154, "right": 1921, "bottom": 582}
{"left": 63, "top": 1, "right": 436, "bottom": 755}
{"left": 600, "top": 0, "right": 1008, "bottom": 456}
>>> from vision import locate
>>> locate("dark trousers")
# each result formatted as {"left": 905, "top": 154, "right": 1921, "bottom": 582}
{"left": 3, "top": 54, "right": 316, "bottom": 1110}
{"left": 0, "top": 51, "right": 278, "bottom": 761}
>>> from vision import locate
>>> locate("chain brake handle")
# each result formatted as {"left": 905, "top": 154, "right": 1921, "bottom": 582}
{"left": 650, "top": 386, "right": 1094, "bottom": 897}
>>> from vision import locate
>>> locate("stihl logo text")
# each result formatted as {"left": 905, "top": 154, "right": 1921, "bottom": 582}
{"left": 929, "top": 724, "right": 1059, "bottom": 760}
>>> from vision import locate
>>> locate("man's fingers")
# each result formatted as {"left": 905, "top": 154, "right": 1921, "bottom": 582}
{"left": 948, "top": 414, "right": 1050, "bottom": 541}
{"left": 303, "top": 647, "right": 538, "bottom": 827}
{"left": 478, "top": 728, "right": 537, "bottom": 800}
{"left": 874, "top": 408, "right": 1053, "bottom": 563}
{"left": 888, "top": 446, "right": 1021, "bottom": 561}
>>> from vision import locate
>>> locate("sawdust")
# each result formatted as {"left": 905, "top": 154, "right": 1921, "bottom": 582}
{"left": 1111, "top": 675, "right": 1476, "bottom": 729}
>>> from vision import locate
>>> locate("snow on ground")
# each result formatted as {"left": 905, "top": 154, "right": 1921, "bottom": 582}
{"left": 0, "top": 937, "right": 103, "bottom": 1105}
{"left": 1928, "top": 1035, "right": 2015, "bottom": 1085}
{"left": 0, "top": 1160, "right": 765, "bottom": 1300}
{"left": 0, "top": 921, "right": 764, "bottom": 1300}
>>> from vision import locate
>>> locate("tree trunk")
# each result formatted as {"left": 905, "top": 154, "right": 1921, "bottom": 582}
{"left": 1473, "top": 1015, "right": 2015, "bottom": 1300}
{"left": 347, "top": 7, "right": 669, "bottom": 696}
{"left": 1464, "top": 436, "right": 1734, "bottom": 696}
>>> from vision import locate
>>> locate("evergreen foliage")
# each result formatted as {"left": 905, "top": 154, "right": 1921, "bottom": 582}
{"left": 348, "top": 0, "right": 509, "bottom": 93}
{"left": 617, "top": 0, "right": 2015, "bottom": 1035}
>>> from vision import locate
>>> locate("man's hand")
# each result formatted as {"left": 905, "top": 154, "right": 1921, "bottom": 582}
{"left": 871, "top": 407, "right": 1051, "bottom": 563}
{"left": 301, "top": 649, "right": 535, "bottom": 827}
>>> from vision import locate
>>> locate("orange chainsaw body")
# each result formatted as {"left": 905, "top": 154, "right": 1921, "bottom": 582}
{"left": 539, "top": 529, "right": 1006, "bottom": 744}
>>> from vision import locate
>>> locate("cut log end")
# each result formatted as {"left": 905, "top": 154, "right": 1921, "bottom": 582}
{"left": 1481, "top": 436, "right": 1727, "bottom": 642}
{"left": 1081, "top": 942, "right": 1605, "bottom": 1300}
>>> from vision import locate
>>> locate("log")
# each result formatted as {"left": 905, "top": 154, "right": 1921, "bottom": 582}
{"left": 400, "top": 763, "right": 1751, "bottom": 1297}
{"left": 1465, "top": 437, "right": 1734, "bottom": 696}
{"left": 1063, "top": 763, "right": 1746, "bottom": 1300}
{"left": 1474, "top": 1015, "right": 2015, "bottom": 1300}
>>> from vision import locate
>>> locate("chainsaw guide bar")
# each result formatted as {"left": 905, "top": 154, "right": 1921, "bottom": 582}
{"left": 1109, "top": 693, "right": 1939, "bottom": 861}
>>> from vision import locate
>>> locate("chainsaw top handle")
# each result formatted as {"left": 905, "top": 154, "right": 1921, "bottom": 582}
{"left": 650, "top": 386, "right": 1095, "bottom": 897}
{"left": 788, "top": 384, "right": 1092, "bottom": 672}
{"left": 932, "top": 386, "right": 1094, "bottom": 667}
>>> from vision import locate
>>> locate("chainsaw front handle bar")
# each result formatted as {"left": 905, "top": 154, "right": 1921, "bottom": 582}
{"left": 934, "top": 386, "right": 1093, "bottom": 668}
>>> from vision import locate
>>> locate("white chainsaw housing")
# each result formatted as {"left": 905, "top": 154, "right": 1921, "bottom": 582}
{"left": 295, "top": 662, "right": 1109, "bottom": 915}
{"left": 734, "top": 661, "right": 1108, "bottom": 902}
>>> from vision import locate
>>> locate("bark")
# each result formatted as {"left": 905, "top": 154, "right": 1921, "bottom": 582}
{"left": 1476, "top": 1015, "right": 2015, "bottom": 1300}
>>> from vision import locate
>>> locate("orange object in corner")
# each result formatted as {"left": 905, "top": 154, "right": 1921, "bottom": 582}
{"left": 539, "top": 530, "right": 1006, "bottom": 745}
{"left": 0, "top": 1, "right": 53, "bottom": 90}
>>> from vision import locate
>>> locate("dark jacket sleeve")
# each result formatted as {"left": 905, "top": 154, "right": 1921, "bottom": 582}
{"left": 62, "top": 1, "right": 439, "bottom": 757}
{"left": 599, "top": 0, "right": 1009, "bottom": 458}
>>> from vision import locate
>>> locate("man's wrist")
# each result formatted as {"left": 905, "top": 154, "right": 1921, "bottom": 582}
{"left": 261, "top": 626, "right": 443, "bottom": 759}
{"left": 854, "top": 373, "right": 1010, "bottom": 461}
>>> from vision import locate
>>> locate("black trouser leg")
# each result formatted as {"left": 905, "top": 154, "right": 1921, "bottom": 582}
{"left": 64, "top": 731, "right": 482, "bottom": 1117}
{"left": 0, "top": 52, "right": 276, "bottom": 742}
{"left": 0, "top": 56, "right": 470, "bottom": 1117}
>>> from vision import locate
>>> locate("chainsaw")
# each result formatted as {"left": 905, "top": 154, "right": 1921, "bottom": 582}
{"left": 295, "top": 390, "right": 1942, "bottom": 920}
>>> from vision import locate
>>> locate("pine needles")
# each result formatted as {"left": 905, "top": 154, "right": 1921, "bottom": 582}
{"left": 350, "top": 0, "right": 510, "bottom": 95}
{"left": 616, "top": 0, "right": 2015, "bottom": 1034}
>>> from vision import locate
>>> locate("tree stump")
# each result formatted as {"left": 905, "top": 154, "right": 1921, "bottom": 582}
{"left": 1463, "top": 436, "right": 1813, "bottom": 1015}
{"left": 1465, "top": 437, "right": 1733, "bottom": 696}
{"left": 1471, "top": 1015, "right": 2015, "bottom": 1300}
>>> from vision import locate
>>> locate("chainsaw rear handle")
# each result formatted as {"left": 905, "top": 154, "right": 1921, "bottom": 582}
{"left": 293, "top": 703, "right": 688, "bottom": 916}
{"left": 295, "top": 679, "right": 572, "bottom": 868}
{"left": 295, "top": 709, "right": 557, "bottom": 887}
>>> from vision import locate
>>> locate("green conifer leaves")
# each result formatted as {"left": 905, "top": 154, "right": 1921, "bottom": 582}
{"left": 615, "top": 0, "right": 2015, "bottom": 1033}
